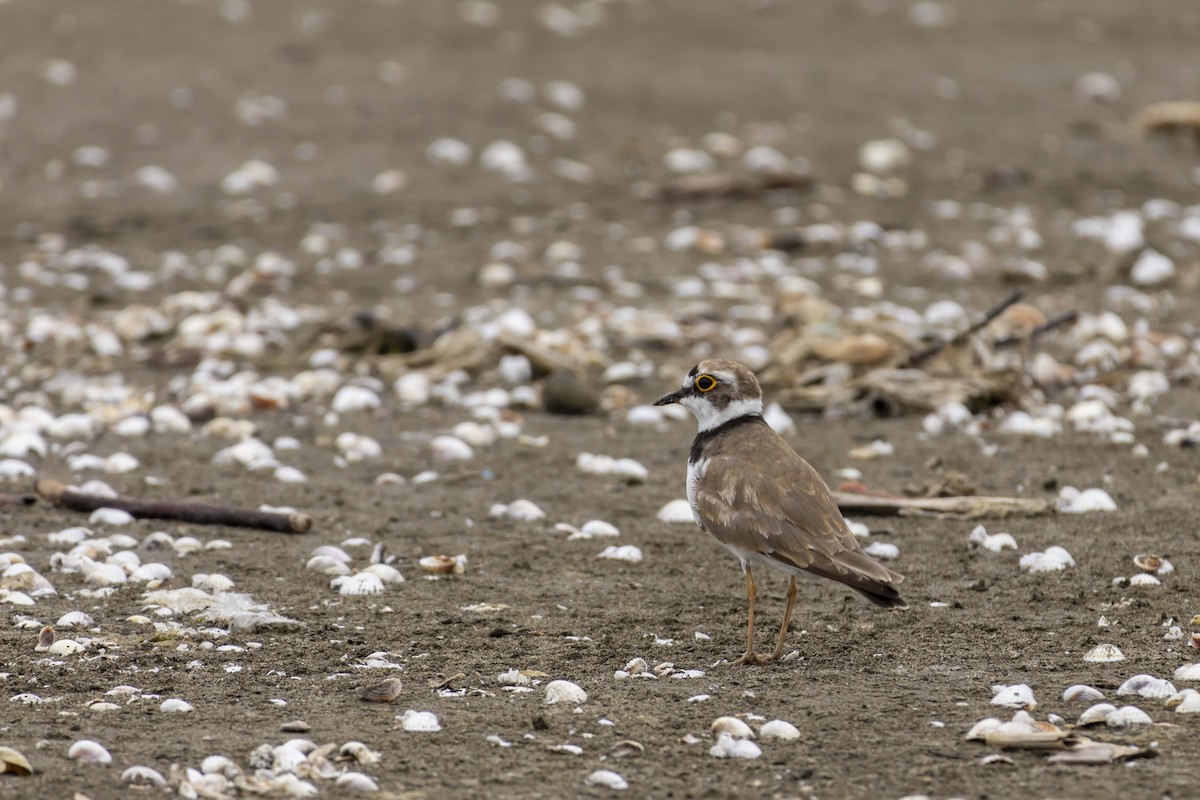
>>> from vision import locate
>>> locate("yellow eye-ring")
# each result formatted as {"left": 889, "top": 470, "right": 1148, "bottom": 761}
{"left": 695, "top": 374, "right": 717, "bottom": 392}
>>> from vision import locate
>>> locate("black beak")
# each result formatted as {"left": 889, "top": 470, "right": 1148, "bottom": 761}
{"left": 654, "top": 388, "right": 688, "bottom": 406}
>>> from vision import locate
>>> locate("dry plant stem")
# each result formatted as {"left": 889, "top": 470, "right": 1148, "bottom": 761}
{"left": 902, "top": 290, "right": 1024, "bottom": 368}
{"left": 34, "top": 478, "right": 312, "bottom": 533}
{"left": 0, "top": 493, "right": 37, "bottom": 508}
{"left": 993, "top": 309, "right": 1079, "bottom": 348}
{"left": 833, "top": 492, "right": 1053, "bottom": 518}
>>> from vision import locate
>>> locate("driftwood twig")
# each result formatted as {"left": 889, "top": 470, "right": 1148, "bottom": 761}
{"left": 834, "top": 491, "right": 1052, "bottom": 518}
{"left": 902, "top": 290, "right": 1023, "bottom": 368}
{"left": 35, "top": 479, "right": 312, "bottom": 533}
{"left": 994, "top": 309, "right": 1079, "bottom": 348}
{"left": 0, "top": 493, "right": 37, "bottom": 508}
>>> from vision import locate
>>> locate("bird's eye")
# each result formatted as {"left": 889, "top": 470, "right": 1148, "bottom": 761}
{"left": 695, "top": 374, "right": 717, "bottom": 392}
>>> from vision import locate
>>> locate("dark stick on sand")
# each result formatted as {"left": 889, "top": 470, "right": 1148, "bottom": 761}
{"left": 902, "top": 290, "right": 1024, "bottom": 368}
{"left": 993, "top": 309, "right": 1079, "bottom": 348}
{"left": 0, "top": 493, "right": 37, "bottom": 508}
{"left": 34, "top": 478, "right": 312, "bottom": 533}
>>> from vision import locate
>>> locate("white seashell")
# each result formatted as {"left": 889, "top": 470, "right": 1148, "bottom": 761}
{"left": 160, "top": 698, "right": 193, "bottom": 713}
{"left": 859, "top": 138, "right": 911, "bottom": 174}
{"left": 1062, "top": 684, "right": 1104, "bottom": 703}
{"left": 1106, "top": 705, "right": 1152, "bottom": 726}
{"left": 657, "top": 499, "right": 694, "bottom": 524}
{"left": 104, "top": 453, "right": 140, "bottom": 473}
{"left": 504, "top": 499, "right": 546, "bottom": 521}
{"left": 130, "top": 563, "right": 172, "bottom": 583}
{"left": 1057, "top": 487, "right": 1117, "bottom": 513}
{"left": 1083, "top": 644, "right": 1124, "bottom": 663}
{"left": 56, "top": 611, "right": 94, "bottom": 629}
{"left": 610, "top": 458, "right": 649, "bottom": 483}
{"left": 758, "top": 720, "right": 801, "bottom": 742}
{"left": 1130, "top": 248, "right": 1175, "bottom": 286}
{"left": 1174, "top": 692, "right": 1200, "bottom": 714}
{"left": 47, "top": 639, "right": 84, "bottom": 656}
{"left": 863, "top": 542, "right": 899, "bottom": 560}
{"left": 150, "top": 406, "right": 192, "bottom": 434}
{"left": 544, "top": 680, "right": 587, "bottom": 705}
{"left": 272, "top": 745, "right": 308, "bottom": 773}
{"left": 88, "top": 508, "right": 135, "bottom": 526}
{"left": 87, "top": 700, "right": 120, "bottom": 712}
{"left": 1078, "top": 703, "right": 1117, "bottom": 726}
{"left": 172, "top": 536, "right": 204, "bottom": 555}
{"left": 990, "top": 684, "right": 1037, "bottom": 710}
{"left": 201, "top": 755, "right": 239, "bottom": 776}
{"left": 0, "top": 459, "right": 36, "bottom": 478}
{"left": 418, "top": 555, "right": 466, "bottom": 575}
{"left": 1172, "top": 663, "right": 1200, "bottom": 682}
{"left": 580, "top": 520, "right": 619, "bottom": 538}
{"left": 114, "top": 416, "right": 151, "bottom": 437}
{"left": 68, "top": 739, "right": 112, "bottom": 764}
{"left": 1128, "top": 573, "right": 1161, "bottom": 587}
{"left": 306, "top": 556, "right": 351, "bottom": 576}
{"left": 122, "top": 765, "right": 167, "bottom": 786}
{"left": 275, "top": 466, "right": 308, "bottom": 483}
{"left": 598, "top": 545, "right": 643, "bottom": 563}
{"left": 336, "top": 772, "right": 380, "bottom": 791}
{"left": 193, "top": 573, "right": 235, "bottom": 592}
{"left": 762, "top": 403, "right": 796, "bottom": 435}
{"left": 363, "top": 563, "right": 405, "bottom": 584}
{"left": 964, "top": 717, "right": 1002, "bottom": 740}
{"left": 709, "top": 732, "right": 762, "bottom": 760}
{"left": 332, "top": 573, "right": 384, "bottom": 596}
{"left": 710, "top": 716, "right": 755, "bottom": 739}
{"left": 1, "top": 591, "right": 35, "bottom": 606}
{"left": 430, "top": 435, "right": 474, "bottom": 462}
{"left": 399, "top": 710, "right": 441, "bottom": 732}
{"left": 394, "top": 373, "right": 431, "bottom": 405}
{"left": 1117, "top": 675, "right": 1176, "bottom": 699}
{"left": 311, "top": 545, "right": 352, "bottom": 563}
{"left": 584, "top": 770, "right": 628, "bottom": 790}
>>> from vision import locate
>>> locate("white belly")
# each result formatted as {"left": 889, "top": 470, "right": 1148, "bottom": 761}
{"left": 686, "top": 457, "right": 708, "bottom": 527}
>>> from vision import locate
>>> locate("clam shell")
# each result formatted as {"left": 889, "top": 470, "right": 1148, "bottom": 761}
{"left": 0, "top": 746, "right": 32, "bottom": 776}
{"left": 1078, "top": 703, "right": 1118, "bottom": 726}
{"left": 160, "top": 698, "right": 193, "bottom": 713}
{"left": 331, "top": 573, "right": 384, "bottom": 596}
{"left": 710, "top": 716, "right": 754, "bottom": 740}
{"left": 1174, "top": 663, "right": 1200, "bottom": 682}
{"left": 358, "top": 678, "right": 403, "bottom": 703}
{"left": 68, "top": 740, "right": 112, "bottom": 764}
{"left": 584, "top": 770, "right": 628, "bottom": 790}
{"left": 544, "top": 680, "right": 588, "bottom": 705}
{"left": 1062, "top": 684, "right": 1105, "bottom": 703}
{"left": 336, "top": 773, "right": 379, "bottom": 791}
{"left": 122, "top": 766, "right": 166, "bottom": 786}
{"left": 1106, "top": 705, "right": 1152, "bottom": 726}
{"left": 1173, "top": 693, "right": 1200, "bottom": 714}
{"left": 965, "top": 718, "right": 1002, "bottom": 741}
{"left": 759, "top": 720, "right": 801, "bottom": 742}
{"left": 1117, "top": 674, "right": 1176, "bottom": 699}
{"left": 47, "top": 639, "right": 83, "bottom": 656}
{"left": 990, "top": 684, "right": 1037, "bottom": 710}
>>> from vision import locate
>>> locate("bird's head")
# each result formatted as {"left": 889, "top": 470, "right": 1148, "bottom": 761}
{"left": 654, "top": 359, "right": 763, "bottom": 432}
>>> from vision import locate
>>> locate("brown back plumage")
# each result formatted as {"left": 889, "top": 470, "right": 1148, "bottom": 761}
{"left": 692, "top": 416, "right": 907, "bottom": 608}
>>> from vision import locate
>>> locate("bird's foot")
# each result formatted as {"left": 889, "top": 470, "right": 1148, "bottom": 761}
{"left": 731, "top": 650, "right": 771, "bottom": 666}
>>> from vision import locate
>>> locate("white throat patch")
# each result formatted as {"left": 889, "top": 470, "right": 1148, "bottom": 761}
{"left": 681, "top": 396, "right": 763, "bottom": 432}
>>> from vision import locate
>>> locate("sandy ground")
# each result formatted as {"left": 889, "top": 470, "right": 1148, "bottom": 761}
{"left": 2, "top": 1, "right": 1200, "bottom": 799}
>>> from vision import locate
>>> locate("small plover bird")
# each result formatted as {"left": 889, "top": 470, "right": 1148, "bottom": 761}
{"left": 655, "top": 359, "right": 906, "bottom": 665}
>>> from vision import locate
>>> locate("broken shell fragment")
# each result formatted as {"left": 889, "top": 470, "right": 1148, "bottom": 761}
{"left": 1082, "top": 644, "right": 1124, "bottom": 663}
{"left": 418, "top": 554, "right": 467, "bottom": 575}
{"left": 358, "top": 678, "right": 403, "bottom": 703}
{"left": 1132, "top": 553, "right": 1164, "bottom": 573}
{"left": 544, "top": 680, "right": 587, "bottom": 705}
{"left": 981, "top": 711, "right": 1068, "bottom": 749}
{"left": 709, "top": 732, "right": 762, "bottom": 759}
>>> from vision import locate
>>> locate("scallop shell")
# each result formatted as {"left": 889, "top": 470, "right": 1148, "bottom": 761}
{"left": 710, "top": 716, "right": 755, "bottom": 740}
{"left": 399, "top": 710, "right": 441, "bottom": 732}
{"left": 130, "top": 563, "right": 172, "bottom": 583}
{"left": 1078, "top": 703, "right": 1117, "bottom": 726}
{"left": 1128, "top": 573, "right": 1161, "bottom": 587}
{"left": 1062, "top": 684, "right": 1105, "bottom": 703}
{"left": 331, "top": 573, "right": 384, "bottom": 596}
{"left": 1106, "top": 705, "right": 1152, "bottom": 726}
{"left": 759, "top": 720, "right": 801, "bottom": 742}
{"left": 358, "top": 678, "right": 403, "bottom": 703}
{"left": 1117, "top": 674, "right": 1176, "bottom": 699}
{"left": 544, "top": 680, "right": 588, "bottom": 705}
{"left": 1082, "top": 644, "right": 1124, "bottom": 663}
{"left": 56, "top": 611, "right": 94, "bottom": 629}
{"left": 68, "top": 740, "right": 112, "bottom": 764}
{"left": 1174, "top": 663, "right": 1200, "bottom": 682}
{"left": 1172, "top": 692, "right": 1200, "bottom": 713}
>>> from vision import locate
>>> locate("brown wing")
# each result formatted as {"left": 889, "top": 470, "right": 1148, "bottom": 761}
{"left": 695, "top": 432, "right": 906, "bottom": 608}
